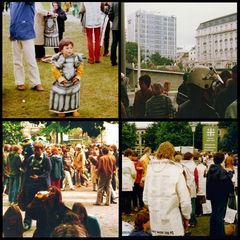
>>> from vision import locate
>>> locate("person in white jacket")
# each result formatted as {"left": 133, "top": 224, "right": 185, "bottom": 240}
{"left": 122, "top": 149, "right": 136, "bottom": 214}
{"left": 143, "top": 141, "right": 191, "bottom": 236}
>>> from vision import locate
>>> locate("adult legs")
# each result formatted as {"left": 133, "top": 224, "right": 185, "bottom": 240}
{"left": 22, "top": 39, "right": 41, "bottom": 87}
{"left": 94, "top": 27, "right": 101, "bottom": 62}
{"left": 110, "top": 30, "right": 119, "bottom": 65}
{"left": 103, "top": 20, "right": 110, "bottom": 55}
{"left": 86, "top": 28, "right": 94, "bottom": 63}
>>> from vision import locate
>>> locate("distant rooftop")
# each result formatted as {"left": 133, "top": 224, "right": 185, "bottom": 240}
{"left": 197, "top": 13, "right": 237, "bottom": 30}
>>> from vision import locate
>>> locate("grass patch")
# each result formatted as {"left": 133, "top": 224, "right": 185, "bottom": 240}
{"left": 122, "top": 213, "right": 210, "bottom": 236}
{"left": 2, "top": 12, "right": 118, "bottom": 118}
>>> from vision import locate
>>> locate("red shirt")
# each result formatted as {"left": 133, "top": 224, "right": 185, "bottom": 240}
{"left": 133, "top": 160, "right": 144, "bottom": 184}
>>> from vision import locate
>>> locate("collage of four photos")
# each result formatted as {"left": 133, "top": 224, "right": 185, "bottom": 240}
{"left": 2, "top": 1, "right": 238, "bottom": 238}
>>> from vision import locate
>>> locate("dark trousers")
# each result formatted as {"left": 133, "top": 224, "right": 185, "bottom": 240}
{"left": 103, "top": 20, "right": 110, "bottom": 55}
{"left": 24, "top": 183, "right": 48, "bottom": 227}
{"left": 210, "top": 197, "right": 228, "bottom": 237}
{"left": 110, "top": 30, "right": 119, "bottom": 65}
{"left": 35, "top": 45, "right": 45, "bottom": 59}
{"left": 122, "top": 191, "right": 133, "bottom": 214}
{"left": 54, "top": 31, "right": 64, "bottom": 53}
{"left": 132, "top": 183, "right": 144, "bottom": 209}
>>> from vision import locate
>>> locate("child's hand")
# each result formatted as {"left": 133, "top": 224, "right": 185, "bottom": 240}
{"left": 72, "top": 77, "right": 80, "bottom": 84}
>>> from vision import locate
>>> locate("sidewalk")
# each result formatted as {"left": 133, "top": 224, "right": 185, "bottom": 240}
{"left": 3, "top": 183, "right": 119, "bottom": 237}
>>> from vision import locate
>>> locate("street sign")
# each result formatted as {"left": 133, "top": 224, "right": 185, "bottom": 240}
{"left": 202, "top": 125, "right": 218, "bottom": 152}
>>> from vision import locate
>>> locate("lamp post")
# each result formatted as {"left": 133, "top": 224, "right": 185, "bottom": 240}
{"left": 136, "top": 11, "right": 141, "bottom": 86}
{"left": 189, "top": 122, "right": 198, "bottom": 153}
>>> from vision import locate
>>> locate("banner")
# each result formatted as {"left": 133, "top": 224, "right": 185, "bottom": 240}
{"left": 202, "top": 125, "right": 218, "bottom": 152}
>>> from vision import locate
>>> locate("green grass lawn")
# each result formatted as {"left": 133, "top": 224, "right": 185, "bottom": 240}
{"left": 2, "top": 12, "right": 118, "bottom": 118}
{"left": 122, "top": 213, "right": 210, "bottom": 236}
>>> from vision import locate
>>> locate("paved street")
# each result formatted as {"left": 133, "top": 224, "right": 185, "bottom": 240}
{"left": 3, "top": 182, "right": 119, "bottom": 237}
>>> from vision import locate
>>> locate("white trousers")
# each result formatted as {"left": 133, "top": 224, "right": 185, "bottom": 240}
{"left": 12, "top": 39, "right": 41, "bottom": 86}
{"left": 62, "top": 170, "right": 74, "bottom": 189}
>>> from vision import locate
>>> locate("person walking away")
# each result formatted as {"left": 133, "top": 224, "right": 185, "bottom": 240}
{"left": 206, "top": 152, "right": 234, "bottom": 237}
{"left": 94, "top": 147, "right": 116, "bottom": 206}
{"left": 122, "top": 149, "right": 136, "bottom": 214}
{"left": 143, "top": 142, "right": 191, "bottom": 236}
{"left": 80, "top": 2, "right": 104, "bottom": 64}
{"left": 9, "top": 2, "right": 44, "bottom": 91}
{"left": 181, "top": 152, "right": 199, "bottom": 228}
{"left": 50, "top": 147, "right": 65, "bottom": 189}
{"left": 133, "top": 75, "right": 153, "bottom": 118}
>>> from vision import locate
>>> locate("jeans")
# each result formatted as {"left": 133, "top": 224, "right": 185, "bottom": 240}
{"left": 8, "top": 175, "right": 20, "bottom": 203}
{"left": 210, "top": 197, "right": 228, "bottom": 237}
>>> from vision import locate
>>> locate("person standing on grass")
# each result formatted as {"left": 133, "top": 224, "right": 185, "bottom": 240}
{"left": 108, "top": 2, "right": 119, "bottom": 66}
{"left": 80, "top": 2, "right": 104, "bottom": 64}
{"left": 52, "top": 2, "right": 67, "bottom": 53}
{"left": 9, "top": 2, "right": 44, "bottom": 91}
{"left": 206, "top": 152, "right": 234, "bottom": 237}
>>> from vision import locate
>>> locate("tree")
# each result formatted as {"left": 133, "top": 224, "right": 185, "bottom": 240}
{"left": 219, "top": 122, "right": 238, "bottom": 152}
{"left": 3, "top": 121, "right": 23, "bottom": 144}
{"left": 126, "top": 41, "right": 138, "bottom": 64}
{"left": 149, "top": 52, "right": 174, "bottom": 66}
{"left": 122, "top": 122, "right": 137, "bottom": 150}
{"left": 143, "top": 122, "right": 193, "bottom": 151}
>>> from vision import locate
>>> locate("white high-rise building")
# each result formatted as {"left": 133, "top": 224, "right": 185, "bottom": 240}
{"left": 196, "top": 13, "right": 237, "bottom": 69}
{"left": 127, "top": 10, "right": 176, "bottom": 60}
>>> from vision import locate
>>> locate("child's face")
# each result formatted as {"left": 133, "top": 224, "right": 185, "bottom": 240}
{"left": 61, "top": 44, "right": 73, "bottom": 57}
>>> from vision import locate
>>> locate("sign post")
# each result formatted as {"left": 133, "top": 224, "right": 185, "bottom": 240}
{"left": 202, "top": 125, "right": 218, "bottom": 152}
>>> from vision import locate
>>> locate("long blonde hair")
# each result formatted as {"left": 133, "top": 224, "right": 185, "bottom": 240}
{"left": 155, "top": 141, "right": 175, "bottom": 160}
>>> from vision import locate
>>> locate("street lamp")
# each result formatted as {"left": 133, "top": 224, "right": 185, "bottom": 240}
{"left": 189, "top": 122, "right": 198, "bottom": 153}
{"left": 136, "top": 11, "right": 141, "bottom": 87}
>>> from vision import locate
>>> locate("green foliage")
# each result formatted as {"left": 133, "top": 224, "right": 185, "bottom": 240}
{"left": 219, "top": 122, "right": 238, "bottom": 152}
{"left": 149, "top": 52, "right": 174, "bottom": 66}
{"left": 3, "top": 122, "right": 23, "bottom": 144}
{"left": 122, "top": 122, "right": 137, "bottom": 150}
{"left": 143, "top": 122, "right": 194, "bottom": 151}
{"left": 126, "top": 42, "right": 138, "bottom": 64}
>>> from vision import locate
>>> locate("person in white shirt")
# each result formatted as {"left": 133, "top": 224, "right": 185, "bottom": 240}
{"left": 122, "top": 149, "right": 136, "bottom": 215}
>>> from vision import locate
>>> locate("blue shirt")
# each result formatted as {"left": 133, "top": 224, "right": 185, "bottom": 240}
{"left": 9, "top": 2, "right": 36, "bottom": 40}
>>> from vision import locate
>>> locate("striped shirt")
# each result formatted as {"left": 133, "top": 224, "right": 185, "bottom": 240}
{"left": 145, "top": 95, "right": 175, "bottom": 118}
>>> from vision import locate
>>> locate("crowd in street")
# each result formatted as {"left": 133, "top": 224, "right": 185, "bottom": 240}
{"left": 122, "top": 142, "right": 238, "bottom": 237}
{"left": 121, "top": 64, "right": 237, "bottom": 119}
{"left": 2, "top": 133, "right": 119, "bottom": 237}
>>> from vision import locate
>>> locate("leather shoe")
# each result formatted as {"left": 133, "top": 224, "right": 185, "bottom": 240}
{"left": 16, "top": 85, "right": 26, "bottom": 91}
{"left": 93, "top": 203, "right": 101, "bottom": 206}
{"left": 32, "top": 84, "right": 44, "bottom": 91}
{"left": 111, "top": 200, "right": 117, "bottom": 204}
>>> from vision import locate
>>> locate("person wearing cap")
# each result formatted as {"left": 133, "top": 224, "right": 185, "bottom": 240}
{"left": 176, "top": 66, "right": 220, "bottom": 118}
{"left": 143, "top": 141, "right": 191, "bottom": 236}
{"left": 145, "top": 83, "right": 175, "bottom": 118}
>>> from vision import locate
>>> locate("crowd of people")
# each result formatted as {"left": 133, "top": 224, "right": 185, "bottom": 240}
{"left": 122, "top": 142, "right": 237, "bottom": 237}
{"left": 121, "top": 64, "right": 237, "bottom": 119}
{"left": 2, "top": 133, "right": 119, "bottom": 237}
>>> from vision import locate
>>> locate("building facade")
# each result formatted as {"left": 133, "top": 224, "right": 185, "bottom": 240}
{"left": 196, "top": 13, "right": 237, "bottom": 69}
{"left": 127, "top": 10, "right": 176, "bottom": 60}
